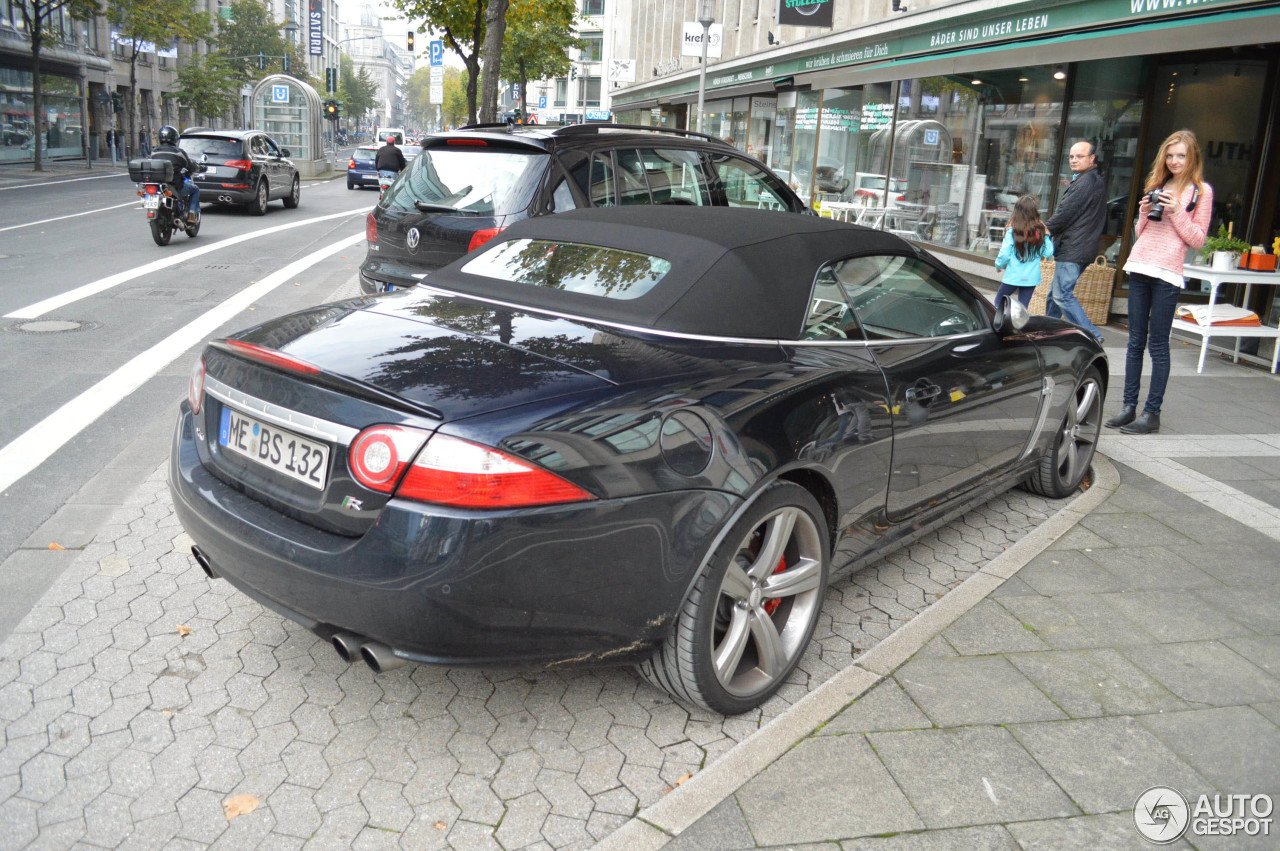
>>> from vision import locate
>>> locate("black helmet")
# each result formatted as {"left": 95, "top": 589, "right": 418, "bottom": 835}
{"left": 158, "top": 125, "right": 179, "bottom": 145}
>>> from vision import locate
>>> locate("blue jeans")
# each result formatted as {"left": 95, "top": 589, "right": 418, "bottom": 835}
{"left": 178, "top": 178, "right": 200, "bottom": 216}
{"left": 1123, "top": 271, "right": 1180, "bottom": 415}
{"left": 1046, "top": 261, "right": 1103, "bottom": 340}
{"left": 995, "top": 283, "right": 1034, "bottom": 309}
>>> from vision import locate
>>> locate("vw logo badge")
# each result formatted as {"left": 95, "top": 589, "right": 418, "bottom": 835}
{"left": 406, "top": 227, "right": 421, "bottom": 253}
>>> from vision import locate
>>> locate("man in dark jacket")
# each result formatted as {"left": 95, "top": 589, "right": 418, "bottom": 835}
{"left": 375, "top": 135, "right": 406, "bottom": 178}
{"left": 1045, "top": 140, "right": 1106, "bottom": 343}
{"left": 150, "top": 125, "right": 200, "bottom": 224}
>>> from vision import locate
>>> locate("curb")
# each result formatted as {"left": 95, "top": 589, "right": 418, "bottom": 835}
{"left": 594, "top": 454, "right": 1122, "bottom": 851}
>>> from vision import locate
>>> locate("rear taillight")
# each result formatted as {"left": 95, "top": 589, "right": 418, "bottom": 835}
{"left": 144, "top": 184, "right": 158, "bottom": 195}
{"left": 468, "top": 227, "right": 503, "bottom": 252}
{"left": 348, "top": 425, "right": 430, "bottom": 493}
{"left": 226, "top": 159, "right": 252, "bottom": 171}
{"left": 348, "top": 158, "right": 356, "bottom": 169}
{"left": 366, "top": 212, "right": 378, "bottom": 243}
{"left": 188, "top": 355, "right": 205, "bottom": 415}
{"left": 395, "top": 433, "right": 594, "bottom": 508}
{"left": 223, "top": 340, "right": 321, "bottom": 375}
{"left": 446, "top": 139, "right": 488, "bottom": 146}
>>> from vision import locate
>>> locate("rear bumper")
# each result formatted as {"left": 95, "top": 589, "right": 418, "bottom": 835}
{"left": 169, "top": 406, "right": 739, "bottom": 668}
{"left": 348, "top": 169, "right": 378, "bottom": 186}
{"left": 194, "top": 180, "right": 254, "bottom": 204}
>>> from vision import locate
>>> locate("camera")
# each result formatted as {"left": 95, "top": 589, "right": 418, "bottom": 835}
{"left": 1147, "top": 189, "right": 1165, "bottom": 222}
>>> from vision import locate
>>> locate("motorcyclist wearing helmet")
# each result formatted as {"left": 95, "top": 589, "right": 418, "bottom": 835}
{"left": 375, "top": 134, "right": 406, "bottom": 186}
{"left": 150, "top": 125, "right": 201, "bottom": 224}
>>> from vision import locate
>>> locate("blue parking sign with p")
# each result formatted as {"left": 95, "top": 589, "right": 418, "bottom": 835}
{"left": 271, "top": 85, "right": 289, "bottom": 103}
{"left": 429, "top": 40, "right": 443, "bottom": 66}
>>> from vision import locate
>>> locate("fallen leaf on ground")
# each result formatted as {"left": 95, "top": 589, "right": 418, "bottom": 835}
{"left": 675, "top": 773, "right": 693, "bottom": 786}
{"left": 223, "top": 793, "right": 259, "bottom": 819}
{"left": 48, "top": 542, "right": 66, "bottom": 550}
{"left": 176, "top": 624, "right": 191, "bottom": 636}
{"left": 434, "top": 821, "right": 447, "bottom": 830}
{"left": 162, "top": 710, "right": 174, "bottom": 716}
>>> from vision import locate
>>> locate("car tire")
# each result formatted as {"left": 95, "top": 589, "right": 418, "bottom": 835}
{"left": 638, "top": 481, "right": 829, "bottom": 714}
{"left": 1023, "top": 366, "right": 1103, "bottom": 498}
{"left": 249, "top": 180, "right": 269, "bottom": 216}
{"left": 283, "top": 175, "right": 300, "bottom": 208}
{"left": 347, "top": 180, "right": 355, "bottom": 190}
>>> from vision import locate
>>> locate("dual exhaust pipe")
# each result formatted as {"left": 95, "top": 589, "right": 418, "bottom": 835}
{"left": 217, "top": 195, "right": 234, "bottom": 202}
{"left": 191, "top": 546, "right": 403, "bottom": 673}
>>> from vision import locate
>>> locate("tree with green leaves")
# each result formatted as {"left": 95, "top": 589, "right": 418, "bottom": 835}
{"left": 13, "top": 0, "right": 101, "bottom": 170}
{"left": 172, "top": 54, "right": 240, "bottom": 125}
{"left": 477, "top": 0, "right": 509, "bottom": 123}
{"left": 389, "top": 0, "right": 489, "bottom": 124}
{"left": 339, "top": 54, "right": 378, "bottom": 129}
{"left": 109, "top": 0, "right": 211, "bottom": 155}
{"left": 501, "top": 0, "right": 583, "bottom": 124}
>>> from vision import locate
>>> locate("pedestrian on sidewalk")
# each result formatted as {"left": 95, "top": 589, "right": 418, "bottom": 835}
{"left": 1106, "top": 128, "right": 1213, "bottom": 436}
{"left": 1044, "top": 140, "right": 1107, "bottom": 344}
{"left": 139, "top": 125, "right": 151, "bottom": 156}
{"left": 994, "top": 194, "right": 1053, "bottom": 310}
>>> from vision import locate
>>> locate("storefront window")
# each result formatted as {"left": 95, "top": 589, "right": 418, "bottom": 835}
{"left": 773, "top": 91, "right": 796, "bottom": 187}
{"left": 1059, "top": 57, "right": 1146, "bottom": 265}
{"left": 1, "top": 68, "right": 84, "bottom": 163}
{"left": 789, "top": 89, "right": 822, "bottom": 205}
{"left": 747, "top": 96, "right": 775, "bottom": 164}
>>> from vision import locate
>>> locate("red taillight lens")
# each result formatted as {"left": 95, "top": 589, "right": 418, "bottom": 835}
{"left": 348, "top": 158, "right": 356, "bottom": 169}
{"left": 396, "top": 433, "right": 594, "bottom": 508}
{"left": 144, "top": 184, "right": 158, "bottom": 195}
{"left": 348, "top": 425, "right": 430, "bottom": 493}
{"left": 446, "top": 139, "right": 488, "bottom": 146}
{"left": 223, "top": 340, "right": 321, "bottom": 375}
{"left": 188, "top": 355, "right": 205, "bottom": 415}
{"left": 366, "top": 212, "right": 378, "bottom": 243}
{"left": 225, "top": 160, "right": 252, "bottom": 171}
{"left": 468, "top": 227, "right": 502, "bottom": 253}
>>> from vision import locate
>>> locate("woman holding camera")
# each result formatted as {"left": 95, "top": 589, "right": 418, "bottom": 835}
{"left": 1106, "top": 129, "right": 1213, "bottom": 435}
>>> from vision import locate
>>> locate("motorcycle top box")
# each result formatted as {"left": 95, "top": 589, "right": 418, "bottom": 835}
{"left": 128, "top": 158, "right": 175, "bottom": 184}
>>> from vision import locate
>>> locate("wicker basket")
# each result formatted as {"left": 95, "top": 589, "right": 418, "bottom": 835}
{"left": 1028, "top": 255, "right": 1116, "bottom": 326}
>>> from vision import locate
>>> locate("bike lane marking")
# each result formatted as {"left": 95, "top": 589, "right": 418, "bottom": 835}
{"left": 0, "top": 230, "right": 366, "bottom": 495}
{"left": 4, "top": 207, "right": 371, "bottom": 319}
{"left": 0, "top": 172, "right": 130, "bottom": 191}
{"left": 0, "top": 201, "right": 140, "bottom": 234}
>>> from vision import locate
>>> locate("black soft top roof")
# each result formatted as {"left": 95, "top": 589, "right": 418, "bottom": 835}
{"left": 428, "top": 206, "right": 912, "bottom": 339}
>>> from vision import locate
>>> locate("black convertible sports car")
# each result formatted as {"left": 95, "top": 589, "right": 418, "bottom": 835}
{"left": 171, "top": 206, "right": 1106, "bottom": 714}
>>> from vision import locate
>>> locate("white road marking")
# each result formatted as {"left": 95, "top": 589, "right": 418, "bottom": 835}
{"left": 4, "top": 207, "right": 371, "bottom": 319}
{"left": 0, "top": 172, "right": 129, "bottom": 191}
{"left": 0, "top": 200, "right": 139, "bottom": 233}
{"left": 0, "top": 231, "right": 366, "bottom": 495}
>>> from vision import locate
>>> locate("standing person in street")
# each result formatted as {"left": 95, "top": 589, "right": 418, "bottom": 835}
{"left": 1044, "top": 140, "right": 1107, "bottom": 343}
{"left": 105, "top": 128, "right": 116, "bottom": 163}
{"left": 994, "top": 194, "right": 1053, "bottom": 310}
{"left": 1105, "top": 129, "right": 1212, "bottom": 435}
{"left": 139, "top": 125, "right": 151, "bottom": 156}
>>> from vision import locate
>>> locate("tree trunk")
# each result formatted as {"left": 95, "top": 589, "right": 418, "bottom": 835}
{"left": 478, "top": 0, "right": 509, "bottom": 124}
{"left": 128, "top": 46, "right": 140, "bottom": 162}
{"left": 464, "top": 55, "right": 480, "bottom": 125}
{"left": 32, "top": 29, "right": 44, "bottom": 171}
{"left": 518, "top": 59, "right": 527, "bottom": 124}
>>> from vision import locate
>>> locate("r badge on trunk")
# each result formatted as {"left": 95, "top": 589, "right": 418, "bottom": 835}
{"left": 406, "top": 227, "right": 420, "bottom": 253}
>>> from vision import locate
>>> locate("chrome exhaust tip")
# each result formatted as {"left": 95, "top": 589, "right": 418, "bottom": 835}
{"left": 190, "top": 546, "right": 219, "bottom": 579}
{"left": 359, "top": 641, "right": 405, "bottom": 673}
{"left": 331, "top": 632, "right": 366, "bottom": 663}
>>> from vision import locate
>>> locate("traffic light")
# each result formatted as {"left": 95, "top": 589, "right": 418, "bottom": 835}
{"left": 324, "top": 100, "right": 340, "bottom": 120}
{"left": 257, "top": 51, "right": 266, "bottom": 70}
{"left": 110, "top": 92, "right": 123, "bottom": 113}
{"left": 407, "top": 32, "right": 415, "bottom": 51}
{"left": 325, "top": 67, "right": 336, "bottom": 93}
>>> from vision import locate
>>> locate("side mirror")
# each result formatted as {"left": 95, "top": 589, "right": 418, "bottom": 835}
{"left": 280, "top": 148, "right": 290, "bottom": 157}
{"left": 993, "top": 295, "right": 1030, "bottom": 336}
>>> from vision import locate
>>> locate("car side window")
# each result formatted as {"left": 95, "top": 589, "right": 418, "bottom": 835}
{"left": 250, "top": 136, "right": 267, "bottom": 156}
{"left": 710, "top": 154, "right": 790, "bottom": 210}
{"left": 830, "top": 255, "right": 987, "bottom": 340}
{"left": 550, "top": 177, "right": 578, "bottom": 212}
{"left": 637, "top": 148, "right": 710, "bottom": 205}
{"left": 614, "top": 149, "right": 652, "bottom": 205}
{"left": 263, "top": 137, "right": 280, "bottom": 156}
{"left": 803, "top": 267, "right": 865, "bottom": 341}
{"left": 589, "top": 153, "right": 616, "bottom": 207}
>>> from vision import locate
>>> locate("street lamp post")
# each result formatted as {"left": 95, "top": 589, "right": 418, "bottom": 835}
{"left": 694, "top": 0, "right": 715, "bottom": 134}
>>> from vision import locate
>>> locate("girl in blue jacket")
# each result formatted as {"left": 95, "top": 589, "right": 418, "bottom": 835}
{"left": 995, "top": 194, "right": 1054, "bottom": 310}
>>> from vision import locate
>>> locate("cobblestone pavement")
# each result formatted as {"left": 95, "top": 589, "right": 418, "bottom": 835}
{"left": 0, "top": 457, "right": 1065, "bottom": 849}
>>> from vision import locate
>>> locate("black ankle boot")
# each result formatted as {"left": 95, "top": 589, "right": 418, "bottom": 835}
{"left": 1120, "top": 411, "right": 1160, "bottom": 435}
{"left": 1105, "top": 405, "right": 1136, "bottom": 429}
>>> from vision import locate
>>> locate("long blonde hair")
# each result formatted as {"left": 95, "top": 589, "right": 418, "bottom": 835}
{"left": 1144, "top": 129, "right": 1204, "bottom": 196}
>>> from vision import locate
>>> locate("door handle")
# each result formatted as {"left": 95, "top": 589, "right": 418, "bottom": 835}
{"left": 905, "top": 382, "right": 942, "bottom": 403}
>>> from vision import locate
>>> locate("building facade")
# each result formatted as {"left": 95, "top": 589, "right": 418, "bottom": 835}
{"left": 343, "top": 4, "right": 410, "bottom": 130}
{"left": 611, "top": 0, "right": 1280, "bottom": 326}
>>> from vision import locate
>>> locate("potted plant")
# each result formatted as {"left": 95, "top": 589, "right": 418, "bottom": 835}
{"left": 1201, "top": 225, "right": 1250, "bottom": 270}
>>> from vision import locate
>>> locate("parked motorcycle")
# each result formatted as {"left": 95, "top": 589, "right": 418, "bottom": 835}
{"left": 129, "top": 158, "right": 205, "bottom": 246}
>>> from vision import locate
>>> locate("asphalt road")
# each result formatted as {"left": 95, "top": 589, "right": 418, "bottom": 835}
{"left": 0, "top": 167, "right": 377, "bottom": 638}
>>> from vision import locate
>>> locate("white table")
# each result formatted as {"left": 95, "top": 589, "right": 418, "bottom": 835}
{"left": 1174, "top": 264, "right": 1280, "bottom": 373}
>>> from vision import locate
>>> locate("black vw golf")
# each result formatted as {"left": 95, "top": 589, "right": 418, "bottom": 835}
{"left": 171, "top": 206, "right": 1105, "bottom": 714}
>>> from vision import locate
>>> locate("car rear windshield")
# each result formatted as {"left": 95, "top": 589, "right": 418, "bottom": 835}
{"left": 382, "top": 147, "right": 548, "bottom": 217}
{"left": 352, "top": 149, "right": 376, "bottom": 163}
{"left": 180, "top": 137, "right": 243, "bottom": 158}
{"left": 460, "top": 238, "right": 671, "bottom": 300}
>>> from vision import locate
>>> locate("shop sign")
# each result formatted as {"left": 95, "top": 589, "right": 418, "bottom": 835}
{"left": 778, "top": 0, "right": 835, "bottom": 29}
{"left": 681, "top": 23, "right": 723, "bottom": 58}
{"left": 821, "top": 106, "right": 859, "bottom": 131}
{"left": 309, "top": 0, "right": 323, "bottom": 56}
{"left": 585, "top": 110, "right": 612, "bottom": 121}
{"left": 750, "top": 96, "right": 777, "bottom": 116}
{"left": 861, "top": 102, "right": 893, "bottom": 128}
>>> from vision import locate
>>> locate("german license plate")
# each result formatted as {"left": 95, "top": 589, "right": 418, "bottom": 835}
{"left": 219, "top": 406, "right": 329, "bottom": 489}
{"left": 143, "top": 195, "right": 160, "bottom": 209}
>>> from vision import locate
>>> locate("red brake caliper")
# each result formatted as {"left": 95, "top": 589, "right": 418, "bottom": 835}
{"left": 763, "top": 557, "right": 786, "bottom": 615}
